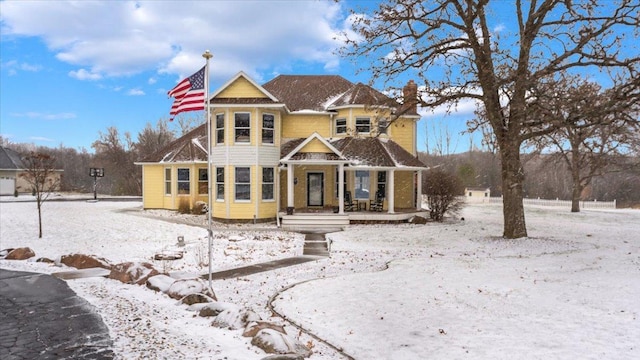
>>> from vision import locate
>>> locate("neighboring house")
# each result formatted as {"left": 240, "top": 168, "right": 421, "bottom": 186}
{"left": 0, "top": 146, "right": 63, "bottom": 195}
{"left": 465, "top": 187, "right": 491, "bottom": 202}
{"left": 136, "top": 72, "right": 428, "bottom": 225}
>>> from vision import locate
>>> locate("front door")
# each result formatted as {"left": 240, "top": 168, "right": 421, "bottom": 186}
{"left": 307, "top": 172, "right": 324, "bottom": 207}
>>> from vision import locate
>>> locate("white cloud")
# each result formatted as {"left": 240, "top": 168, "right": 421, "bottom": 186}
{"left": 11, "top": 112, "right": 76, "bottom": 120}
{"left": 69, "top": 68, "right": 102, "bottom": 80}
{"left": 127, "top": 89, "right": 145, "bottom": 96}
{"left": 1, "top": 1, "right": 346, "bottom": 82}
{"left": 29, "top": 136, "right": 55, "bottom": 142}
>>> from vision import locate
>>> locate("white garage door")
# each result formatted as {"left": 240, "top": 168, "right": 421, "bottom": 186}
{"left": 0, "top": 178, "right": 16, "bottom": 195}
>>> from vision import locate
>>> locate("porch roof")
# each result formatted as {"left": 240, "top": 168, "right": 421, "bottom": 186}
{"left": 280, "top": 136, "right": 428, "bottom": 170}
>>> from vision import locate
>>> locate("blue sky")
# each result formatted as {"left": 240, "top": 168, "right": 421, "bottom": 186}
{"left": 10, "top": 1, "right": 629, "bottom": 153}
{"left": 1, "top": 0, "right": 483, "bottom": 153}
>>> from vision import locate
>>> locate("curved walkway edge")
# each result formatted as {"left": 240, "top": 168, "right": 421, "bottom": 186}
{"left": 0, "top": 269, "right": 114, "bottom": 360}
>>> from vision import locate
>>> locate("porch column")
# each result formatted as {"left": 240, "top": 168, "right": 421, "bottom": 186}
{"left": 287, "top": 164, "right": 294, "bottom": 208}
{"left": 338, "top": 163, "right": 344, "bottom": 214}
{"left": 388, "top": 169, "right": 395, "bottom": 214}
{"left": 416, "top": 170, "right": 423, "bottom": 210}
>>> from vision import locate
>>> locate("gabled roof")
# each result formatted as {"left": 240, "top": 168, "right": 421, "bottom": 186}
{"left": 209, "top": 71, "right": 281, "bottom": 107}
{"left": 0, "top": 146, "right": 24, "bottom": 170}
{"left": 138, "top": 123, "right": 208, "bottom": 163}
{"left": 328, "top": 83, "right": 394, "bottom": 109}
{"left": 263, "top": 75, "right": 354, "bottom": 112}
{"left": 280, "top": 136, "right": 427, "bottom": 169}
{"left": 280, "top": 133, "right": 347, "bottom": 162}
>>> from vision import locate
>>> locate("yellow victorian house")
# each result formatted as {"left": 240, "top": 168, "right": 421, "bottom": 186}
{"left": 137, "top": 72, "right": 427, "bottom": 228}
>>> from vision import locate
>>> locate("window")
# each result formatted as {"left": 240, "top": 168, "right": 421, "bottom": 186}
{"left": 164, "top": 168, "right": 171, "bottom": 195}
{"left": 198, "top": 168, "right": 208, "bottom": 194}
{"left": 378, "top": 118, "right": 388, "bottom": 135}
{"left": 335, "top": 118, "right": 347, "bottom": 135}
{"left": 235, "top": 113, "right": 251, "bottom": 143}
{"left": 235, "top": 167, "right": 251, "bottom": 201}
{"left": 262, "top": 167, "right": 274, "bottom": 200}
{"left": 177, "top": 168, "right": 190, "bottom": 195}
{"left": 262, "top": 114, "right": 274, "bottom": 144}
{"left": 377, "top": 171, "right": 386, "bottom": 197}
{"left": 216, "top": 167, "right": 224, "bottom": 201}
{"left": 355, "top": 117, "right": 371, "bottom": 134}
{"left": 354, "top": 170, "right": 370, "bottom": 199}
{"left": 216, "top": 113, "right": 224, "bottom": 144}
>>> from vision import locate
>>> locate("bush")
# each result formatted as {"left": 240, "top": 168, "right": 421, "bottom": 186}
{"left": 177, "top": 198, "right": 191, "bottom": 214}
{"left": 423, "top": 169, "right": 464, "bottom": 221}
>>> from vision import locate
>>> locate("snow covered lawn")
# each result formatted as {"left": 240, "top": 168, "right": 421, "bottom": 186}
{"left": 1, "top": 198, "right": 639, "bottom": 359}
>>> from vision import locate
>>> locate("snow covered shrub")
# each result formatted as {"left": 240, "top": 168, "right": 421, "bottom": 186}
{"left": 423, "top": 169, "right": 464, "bottom": 221}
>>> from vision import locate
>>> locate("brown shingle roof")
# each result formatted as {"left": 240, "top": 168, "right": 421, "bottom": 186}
{"left": 263, "top": 75, "right": 354, "bottom": 112}
{"left": 329, "top": 83, "right": 395, "bottom": 109}
{"left": 140, "top": 123, "right": 208, "bottom": 163}
{"left": 281, "top": 136, "right": 426, "bottom": 168}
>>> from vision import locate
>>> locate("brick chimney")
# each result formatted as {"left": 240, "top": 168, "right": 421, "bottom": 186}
{"left": 403, "top": 80, "right": 418, "bottom": 114}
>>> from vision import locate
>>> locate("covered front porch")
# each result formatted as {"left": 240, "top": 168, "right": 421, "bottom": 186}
{"left": 279, "top": 207, "right": 430, "bottom": 231}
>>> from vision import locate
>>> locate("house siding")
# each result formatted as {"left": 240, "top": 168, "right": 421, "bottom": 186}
{"left": 142, "top": 165, "right": 165, "bottom": 209}
{"left": 282, "top": 115, "right": 331, "bottom": 138}
{"left": 218, "top": 77, "right": 269, "bottom": 98}
{"left": 389, "top": 118, "right": 416, "bottom": 155}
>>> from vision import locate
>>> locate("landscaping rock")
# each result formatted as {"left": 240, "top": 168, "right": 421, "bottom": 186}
{"left": 36, "top": 257, "right": 55, "bottom": 264}
{"left": 167, "top": 278, "right": 216, "bottom": 300}
{"left": 0, "top": 248, "right": 15, "bottom": 259}
{"left": 251, "top": 329, "right": 312, "bottom": 358}
{"left": 211, "top": 307, "right": 245, "bottom": 330}
{"left": 198, "top": 301, "right": 239, "bottom": 318}
{"left": 109, "top": 262, "right": 160, "bottom": 285}
{"left": 180, "top": 293, "right": 214, "bottom": 305}
{"left": 146, "top": 274, "right": 175, "bottom": 293}
{"left": 5, "top": 247, "right": 35, "bottom": 260}
{"left": 59, "top": 253, "right": 111, "bottom": 270}
{"left": 261, "top": 355, "right": 305, "bottom": 360}
{"left": 408, "top": 215, "right": 428, "bottom": 225}
{"left": 243, "top": 321, "right": 286, "bottom": 338}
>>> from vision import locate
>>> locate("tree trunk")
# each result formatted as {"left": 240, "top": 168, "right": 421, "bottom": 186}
{"left": 570, "top": 181, "right": 582, "bottom": 213}
{"left": 501, "top": 142, "right": 528, "bottom": 238}
{"left": 37, "top": 200, "right": 43, "bottom": 239}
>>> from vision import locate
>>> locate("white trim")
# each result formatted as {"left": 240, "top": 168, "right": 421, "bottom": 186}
{"left": 280, "top": 132, "right": 345, "bottom": 161}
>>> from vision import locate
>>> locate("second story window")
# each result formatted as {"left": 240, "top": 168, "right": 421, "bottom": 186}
{"left": 216, "top": 113, "right": 225, "bottom": 144}
{"left": 356, "top": 117, "right": 371, "bottom": 134}
{"left": 335, "top": 118, "right": 347, "bottom": 135}
{"left": 262, "top": 114, "right": 274, "bottom": 144}
{"left": 378, "top": 118, "right": 388, "bottom": 135}
{"left": 235, "top": 113, "right": 250, "bottom": 143}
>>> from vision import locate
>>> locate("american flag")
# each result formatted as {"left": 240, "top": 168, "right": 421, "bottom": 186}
{"left": 168, "top": 66, "right": 205, "bottom": 120}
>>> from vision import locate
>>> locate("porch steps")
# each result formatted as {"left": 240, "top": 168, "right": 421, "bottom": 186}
{"left": 303, "top": 232, "right": 330, "bottom": 256}
{"left": 281, "top": 214, "right": 349, "bottom": 232}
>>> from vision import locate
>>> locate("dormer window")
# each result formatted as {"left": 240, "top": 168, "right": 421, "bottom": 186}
{"left": 235, "top": 113, "right": 251, "bottom": 143}
{"left": 356, "top": 117, "right": 371, "bottom": 134}
{"left": 335, "top": 118, "right": 347, "bottom": 135}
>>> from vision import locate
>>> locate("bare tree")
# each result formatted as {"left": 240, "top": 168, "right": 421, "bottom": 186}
{"left": 92, "top": 127, "right": 140, "bottom": 195}
{"left": 340, "top": 0, "right": 639, "bottom": 238}
{"left": 136, "top": 119, "right": 176, "bottom": 161}
{"left": 20, "top": 152, "right": 61, "bottom": 238}
{"left": 530, "top": 76, "right": 640, "bottom": 211}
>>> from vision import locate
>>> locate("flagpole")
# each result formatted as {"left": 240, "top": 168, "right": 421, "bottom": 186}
{"left": 202, "top": 50, "right": 215, "bottom": 296}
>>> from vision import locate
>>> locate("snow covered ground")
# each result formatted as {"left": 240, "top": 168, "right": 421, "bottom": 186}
{"left": 1, "top": 197, "right": 638, "bottom": 359}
